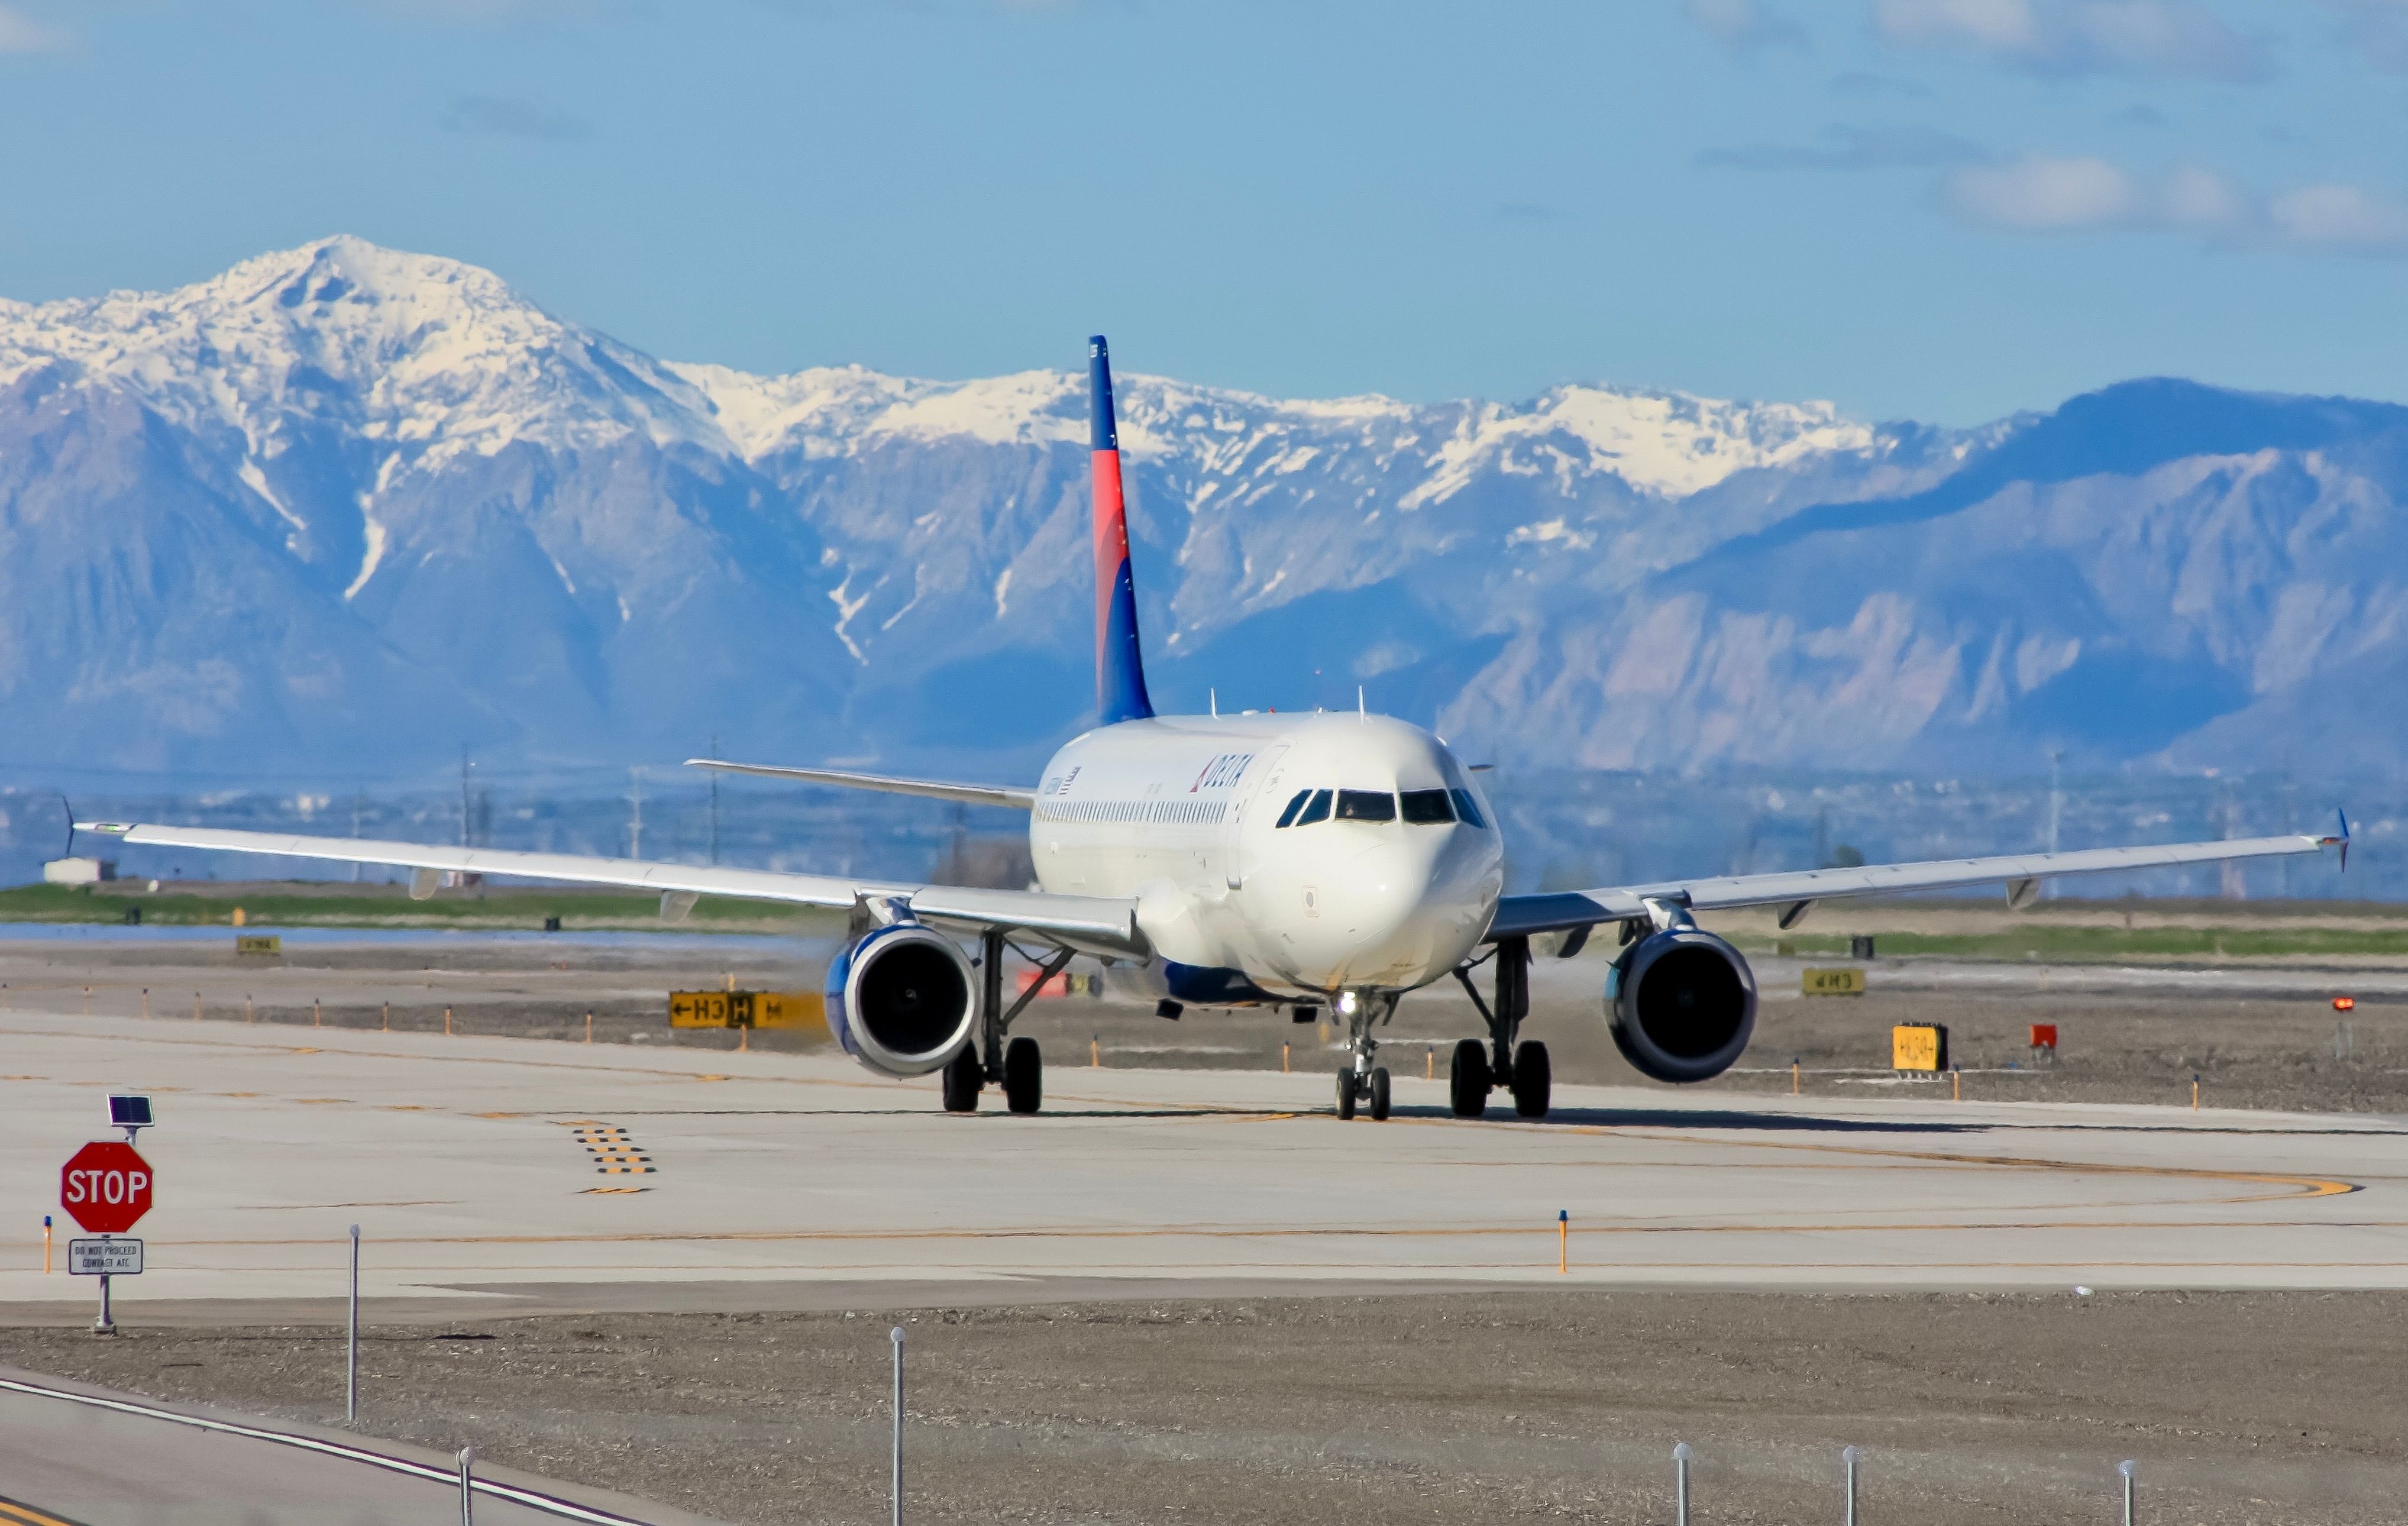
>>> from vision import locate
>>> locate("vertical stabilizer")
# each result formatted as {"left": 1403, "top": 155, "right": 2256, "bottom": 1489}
{"left": 1090, "top": 335, "right": 1155, "bottom": 725}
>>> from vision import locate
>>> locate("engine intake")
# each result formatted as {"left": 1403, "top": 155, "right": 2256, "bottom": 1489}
{"left": 1605, "top": 927, "right": 1757, "bottom": 1084}
{"left": 825, "top": 922, "right": 978, "bottom": 1077}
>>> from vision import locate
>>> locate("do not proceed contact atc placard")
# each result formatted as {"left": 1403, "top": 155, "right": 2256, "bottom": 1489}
{"left": 69, "top": 1238, "right": 143, "bottom": 1276}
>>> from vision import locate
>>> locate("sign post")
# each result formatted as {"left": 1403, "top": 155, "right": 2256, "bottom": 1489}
{"left": 347, "top": 1224, "right": 361, "bottom": 1422}
{"left": 61, "top": 1139, "right": 152, "bottom": 1335}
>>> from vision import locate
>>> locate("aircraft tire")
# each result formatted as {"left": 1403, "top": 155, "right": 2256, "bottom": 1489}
{"left": 1368, "top": 1066, "right": 1391, "bottom": 1121}
{"left": 1449, "top": 1039, "right": 1489, "bottom": 1118}
{"left": 1512, "top": 1040, "right": 1552, "bottom": 1119}
{"left": 1003, "top": 1036, "right": 1043, "bottom": 1114}
{"left": 940, "top": 1046, "right": 982, "bottom": 1113}
{"left": 1335, "top": 1067, "right": 1359, "bottom": 1121}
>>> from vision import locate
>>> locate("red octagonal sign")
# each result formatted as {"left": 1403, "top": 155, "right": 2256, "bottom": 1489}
{"left": 61, "top": 1141, "right": 153, "bottom": 1234}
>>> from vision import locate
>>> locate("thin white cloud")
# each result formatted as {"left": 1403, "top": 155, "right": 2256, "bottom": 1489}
{"left": 1686, "top": 0, "right": 1809, "bottom": 51}
{"left": 1872, "top": 0, "right": 2273, "bottom": 81}
{"left": 2268, "top": 183, "right": 2408, "bottom": 250}
{"left": 1947, "top": 154, "right": 2137, "bottom": 227}
{"left": 0, "top": 3, "right": 69, "bottom": 53}
{"left": 1944, "top": 153, "right": 2408, "bottom": 254}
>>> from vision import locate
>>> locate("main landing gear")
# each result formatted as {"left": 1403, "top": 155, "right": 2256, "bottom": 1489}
{"left": 1333, "top": 989, "right": 1398, "bottom": 1121}
{"left": 942, "top": 928, "right": 1071, "bottom": 1116}
{"left": 1450, "top": 935, "right": 1551, "bottom": 1120}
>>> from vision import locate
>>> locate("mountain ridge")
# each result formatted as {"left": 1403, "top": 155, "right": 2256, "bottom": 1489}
{"left": 0, "top": 237, "right": 2397, "bottom": 781}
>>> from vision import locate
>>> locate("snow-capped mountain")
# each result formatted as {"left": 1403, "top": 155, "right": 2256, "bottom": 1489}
{"left": 2, "top": 236, "right": 2400, "bottom": 782}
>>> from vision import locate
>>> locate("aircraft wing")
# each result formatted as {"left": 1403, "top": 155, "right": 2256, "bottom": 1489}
{"left": 683, "top": 758, "right": 1035, "bottom": 810}
{"left": 1485, "top": 826, "right": 2348, "bottom": 942}
{"left": 75, "top": 822, "right": 1142, "bottom": 953}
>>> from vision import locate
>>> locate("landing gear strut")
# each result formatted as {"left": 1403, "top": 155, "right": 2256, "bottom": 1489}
{"left": 942, "top": 928, "right": 1071, "bottom": 1116}
{"left": 1450, "top": 936, "right": 1550, "bottom": 1120}
{"left": 1334, "top": 990, "right": 1395, "bottom": 1121}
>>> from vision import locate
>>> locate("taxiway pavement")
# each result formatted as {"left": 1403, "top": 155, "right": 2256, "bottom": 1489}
{"left": 4, "top": 1006, "right": 2406, "bottom": 1319}
{"left": 0, "top": 1369, "right": 729, "bottom": 1525}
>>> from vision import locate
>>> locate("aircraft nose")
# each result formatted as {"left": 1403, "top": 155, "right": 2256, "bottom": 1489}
{"left": 1324, "top": 838, "right": 1438, "bottom": 980}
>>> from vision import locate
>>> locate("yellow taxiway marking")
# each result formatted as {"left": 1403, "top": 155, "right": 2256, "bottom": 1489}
{"left": 1608, "top": 1127, "right": 2359, "bottom": 1201}
{"left": 161, "top": 1213, "right": 2408, "bottom": 1251}
{"left": 1378, "top": 1114, "right": 2361, "bottom": 1202}
{"left": 565, "top": 1120, "right": 656, "bottom": 1175}
{"left": 0, "top": 1493, "right": 86, "bottom": 1526}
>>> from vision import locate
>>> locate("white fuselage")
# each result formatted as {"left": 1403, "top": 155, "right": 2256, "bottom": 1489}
{"left": 1028, "top": 712, "right": 1505, "bottom": 997}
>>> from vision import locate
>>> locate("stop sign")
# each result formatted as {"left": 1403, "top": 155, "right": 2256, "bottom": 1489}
{"left": 60, "top": 1141, "right": 153, "bottom": 1234}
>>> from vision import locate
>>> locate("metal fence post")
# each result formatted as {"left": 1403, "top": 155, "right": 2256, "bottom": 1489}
{"left": 1843, "top": 1444, "right": 1860, "bottom": 1526}
{"left": 2120, "top": 1459, "right": 2137, "bottom": 1526}
{"left": 891, "top": 1326, "right": 906, "bottom": 1526}
{"left": 458, "top": 1444, "right": 475, "bottom": 1525}
{"left": 1673, "top": 1441, "right": 1692, "bottom": 1526}
{"left": 346, "top": 1224, "right": 361, "bottom": 1423}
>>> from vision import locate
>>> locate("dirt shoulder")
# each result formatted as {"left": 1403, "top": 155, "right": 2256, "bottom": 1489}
{"left": 3, "top": 1291, "right": 2400, "bottom": 1525}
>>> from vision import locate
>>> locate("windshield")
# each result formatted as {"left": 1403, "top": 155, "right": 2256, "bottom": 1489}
{"left": 1334, "top": 790, "right": 1397, "bottom": 823}
{"left": 1399, "top": 788, "right": 1456, "bottom": 825}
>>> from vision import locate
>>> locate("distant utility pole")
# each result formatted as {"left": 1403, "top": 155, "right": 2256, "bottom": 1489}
{"left": 629, "top": 768, "right": 644, "bottom": 860}
{"left": 2220, "top": 777, "right": 2246, "bottom": 901}
{"left": 708, "top": 734, "right": 720, "bottom": 867}
{"left": 2042, "top": 748, "right": 2066, "bottom": 904}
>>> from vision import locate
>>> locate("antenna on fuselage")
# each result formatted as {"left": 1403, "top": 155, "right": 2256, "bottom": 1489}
{"left": 1211, "top": 688, "right": 1218, "bottom": 719}
{"left": 1357, "top": 686, "right": 1366, "bottom": 721}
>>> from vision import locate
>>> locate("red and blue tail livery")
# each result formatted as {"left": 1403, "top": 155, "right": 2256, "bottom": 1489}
{"left": 1090, "top": 335, "right": 1155, "bottom": 726}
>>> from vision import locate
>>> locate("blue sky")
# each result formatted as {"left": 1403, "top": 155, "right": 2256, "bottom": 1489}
{"left": 0, "top": 0, "right": 2403, "bottom": 424}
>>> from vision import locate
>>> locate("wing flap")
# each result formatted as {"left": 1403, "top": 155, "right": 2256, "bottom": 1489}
{"left": 80, "top": 822, "right": 1138, "bottom": 950}
{"left": 1486, "top": 830, "right": 2341, "bottom": 940}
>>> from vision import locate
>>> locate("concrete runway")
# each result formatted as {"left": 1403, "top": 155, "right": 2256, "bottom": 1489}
{"left": 4, "top": 1004, "right": 2407, "bottom": 1320}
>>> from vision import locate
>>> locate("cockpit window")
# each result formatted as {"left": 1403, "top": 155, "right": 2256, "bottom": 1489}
{"left": 1399, "top": 788, "right": 1456, "bottom": 825}
{"left": 1449, "top": 788, "right": 1487, "bottom": 829}
{"left": 1274, "top": 789, "right": 1311, "bottom": 829}
{"left": 1334, "top": 789, "right": 1397, "bottom": 823}
{"left": 1295, "top": 788, "right": 1333, "bottom": 826}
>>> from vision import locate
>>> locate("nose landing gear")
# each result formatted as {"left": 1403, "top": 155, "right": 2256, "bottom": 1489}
{"left": 1334, "top": 990, "right": 1396, "bottom": 1121}
{"left": 1450, "top": 935, "right": 1551, "bottom": 1120}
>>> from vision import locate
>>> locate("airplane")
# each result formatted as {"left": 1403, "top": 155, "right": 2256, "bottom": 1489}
{"left": 82, "top": 337, "right": 2351, "bottom": 1123}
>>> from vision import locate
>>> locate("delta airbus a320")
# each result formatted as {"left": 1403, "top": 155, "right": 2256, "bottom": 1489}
{"left": 85, "top": 338, "right": 2351, "bottom": 1121}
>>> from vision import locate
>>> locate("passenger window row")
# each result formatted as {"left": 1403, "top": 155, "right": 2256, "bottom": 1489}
{"left": 1272, "top": 787, "right": 1486, "bottom": 829}
{"left": 1043, "top": 800, "right": 1230, "bottom": 825}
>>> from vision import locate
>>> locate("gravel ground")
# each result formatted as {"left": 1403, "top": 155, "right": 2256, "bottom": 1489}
{"left": 5, "top": 1291, "right": 2404, "bottom": 1525}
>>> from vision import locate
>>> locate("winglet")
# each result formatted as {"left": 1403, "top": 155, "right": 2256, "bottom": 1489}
{"left": 2335, "top": 807, "right": 2352, "bottom": 873}
{"left": 1090, "top": 335, "right": 1155, "bottom": 726}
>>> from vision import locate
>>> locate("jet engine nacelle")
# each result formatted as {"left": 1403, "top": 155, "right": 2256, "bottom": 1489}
{"left": 825, "top": 922, "right": 978, "bottom": 1078}
{"left": 1605, "top": 927, "right": 1757, "bottom": 1084}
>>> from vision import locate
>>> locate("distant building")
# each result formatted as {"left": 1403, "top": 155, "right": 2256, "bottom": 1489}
{"left": 43, "top": 857, "right": 117, "bottom": 885}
